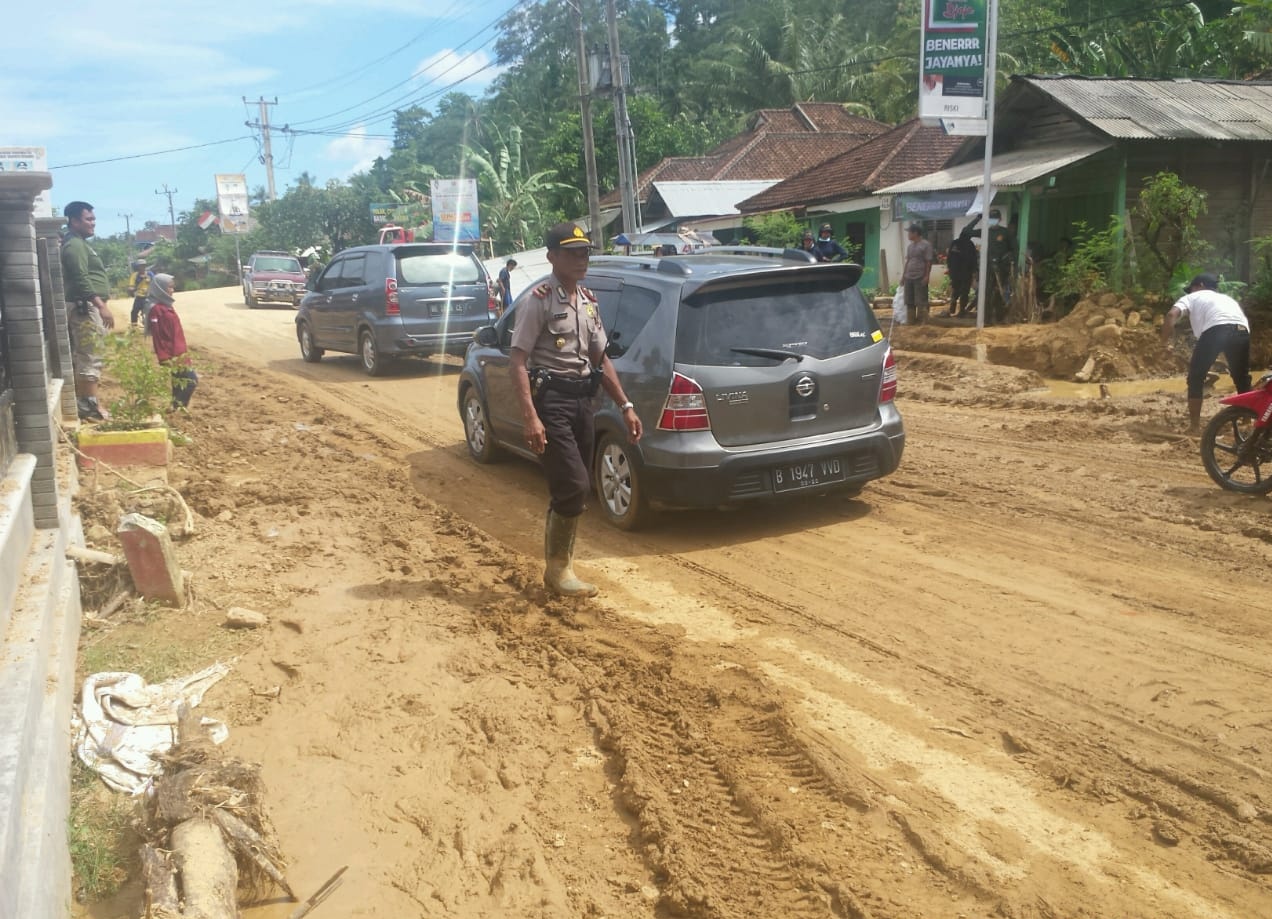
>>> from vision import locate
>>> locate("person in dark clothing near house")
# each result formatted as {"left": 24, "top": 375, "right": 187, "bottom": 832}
{"left": 945, "top": 220, "right": 979, "bottom": 317}
{"left": 813, "top": 223, "right": 850, "bottom": 262}
{"left": 497, "top": 258, "right": 517, "bottom": 314}
{"left": 146, "top": 273, "right": 198, "bottom": 410}
{"left": 984, "top": 209, "right": 1016, "bottom": 324}
{"left": 798, "top": 230, "right": 818, "bottom": 257}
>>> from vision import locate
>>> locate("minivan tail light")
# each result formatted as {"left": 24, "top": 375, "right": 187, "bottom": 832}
{"left": 385, "top": 277, "right": 400, "bottom": 315}
{"left": 657, "top": 372, "right": 711, "bottom": 431}
{"left": 879, "top": 347, "right": 897, "bottom": 402}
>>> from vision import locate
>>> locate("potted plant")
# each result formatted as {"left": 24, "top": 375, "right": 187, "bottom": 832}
{"left": 75, "top": 329, "right": 181, "bottom": 469}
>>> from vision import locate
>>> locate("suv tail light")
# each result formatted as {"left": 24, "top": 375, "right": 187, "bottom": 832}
{"left": 657, "top": 372, "right": 711, "bottom": 431}
{"left": 488, "top": 285, "right": 499, "bottom": 320}
{"left": 385, "top": 277, "right": 400, "bottom": 316}
{"left": 879, "top": 347, "right": 897, "bottom": 403}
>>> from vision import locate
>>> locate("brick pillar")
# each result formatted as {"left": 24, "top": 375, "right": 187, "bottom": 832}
{"left": 34, "top": 218, "right": 77, "bottom": 422}
{"left": 0, "top": 173, "right": 60, "bottom": 528}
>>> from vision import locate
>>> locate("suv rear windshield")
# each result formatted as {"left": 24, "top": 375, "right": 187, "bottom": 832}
{"left": 397, "top": 251, "right": 483, "bottom": 285}
{"left": 676, "top": 279, "right": 879, "bottom": 366}
{"left": 254, "top": 256, "right": 302, "bottom": 273}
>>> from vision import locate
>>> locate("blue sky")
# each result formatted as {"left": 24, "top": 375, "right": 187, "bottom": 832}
{"left": 4, "top": 0, "right": 514, "bottom": 239}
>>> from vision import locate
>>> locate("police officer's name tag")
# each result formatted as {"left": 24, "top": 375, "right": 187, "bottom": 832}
{"left": 552, "top": 312, "right": 569, "bottom": 320}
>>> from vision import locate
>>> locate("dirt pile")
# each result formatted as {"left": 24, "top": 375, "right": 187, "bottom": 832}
{"left": 891, "top": 293, "right": 1190, "bottom": 382}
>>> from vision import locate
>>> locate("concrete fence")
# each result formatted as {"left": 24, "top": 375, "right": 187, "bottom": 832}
{"left": 0, "top": 171, "right": 87, "bottom": 919}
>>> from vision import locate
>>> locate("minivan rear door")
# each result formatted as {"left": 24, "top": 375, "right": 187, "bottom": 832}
{"left": 675, "top": 265, "right": 886, "bottom": 447}
{"left": 394, "top": 245, "right": 488, "bottom": 345}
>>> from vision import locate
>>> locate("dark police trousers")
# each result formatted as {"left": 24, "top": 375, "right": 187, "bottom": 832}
{"left": 535, "top": 388, "right": 594, "bottom": 517}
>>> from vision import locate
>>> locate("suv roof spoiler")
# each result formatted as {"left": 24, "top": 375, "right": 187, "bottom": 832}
{"left": 590, "top": 246, "right": 818, "bottom": 277}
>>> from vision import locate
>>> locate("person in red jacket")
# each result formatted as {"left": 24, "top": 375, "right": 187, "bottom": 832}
{"left": 146, "top": 273, "right": 198, "bottom": 410}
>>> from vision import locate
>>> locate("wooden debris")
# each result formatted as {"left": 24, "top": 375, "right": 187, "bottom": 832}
{"left": 141, "top": 844, "right": 181, "bottom": 919}
{"left": 288, "top": 866, "right": 348, "bottom": 919}
{"left": 66, "top": 545, "right": 122, "bottom": 566}
{"left": 211, "top": 807, "right": 296, "bottom": 900}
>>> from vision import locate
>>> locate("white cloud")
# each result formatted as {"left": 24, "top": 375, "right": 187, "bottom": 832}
{"left": 413, "top": 48, "right": 498, "bottom": 88}
{"left": 323, "top": 126, "right": 391, "bottom": 176}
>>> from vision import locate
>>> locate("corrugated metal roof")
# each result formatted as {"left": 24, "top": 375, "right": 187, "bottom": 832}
{"left": 651, "top": 180, "right": 778, "bottom": 217}
{"left": 1023, "top": 76, "right": 1272, "bottom": 140}
{"left": 878, "top": 141, "right": 1111, "bottom": 194}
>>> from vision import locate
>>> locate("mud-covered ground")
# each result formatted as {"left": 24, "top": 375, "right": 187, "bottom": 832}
{"left": 75, "top": 289, "right": 1272, "bottom": 919}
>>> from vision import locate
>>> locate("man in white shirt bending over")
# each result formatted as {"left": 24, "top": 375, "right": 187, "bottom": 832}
{"left": 1161, "top": 272, "right": 1252, "bottom": 435}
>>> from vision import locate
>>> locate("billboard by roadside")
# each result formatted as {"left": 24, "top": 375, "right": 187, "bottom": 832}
{"left": 919, "top": 0, "right": 988, "bottom": 123}
{"left": 214, "top": 173, "right": 251, "bottom": 234}
{"left": 0, "top": 147, "right": 52, "bottom": 217}
{"left": 430, "top": 178, "right": 480, "bottom": 242}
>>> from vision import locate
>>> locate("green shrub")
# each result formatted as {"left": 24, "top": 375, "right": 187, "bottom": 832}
{"left": 99, "top": 329, "right": 182, "bottom": 428}
{"left": 1051, "top": 218, "right": 1127, "bottom": 300}
{"left": 1134, "top": 171, "right": 1210, "bottom": 295}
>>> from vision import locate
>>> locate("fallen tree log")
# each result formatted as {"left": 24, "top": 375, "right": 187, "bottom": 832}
{"left": 170, "top": 819, "right": 238, "bottom": 919}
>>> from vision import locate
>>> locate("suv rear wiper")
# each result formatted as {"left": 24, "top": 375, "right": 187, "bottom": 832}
{"left": 730, "top": 346, "right": 805, "bottom": 362}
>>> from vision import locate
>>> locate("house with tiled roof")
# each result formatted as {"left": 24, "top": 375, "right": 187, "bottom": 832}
{"left": 601, "top": 102, "right": 890, "bottom": 239}
{"left": 734, "top": 119, "right": 964, "bottom": 290}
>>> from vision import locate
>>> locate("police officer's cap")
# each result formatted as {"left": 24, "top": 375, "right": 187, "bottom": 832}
{"left": 545, "top": 222, "right": 595, "bottom": 250}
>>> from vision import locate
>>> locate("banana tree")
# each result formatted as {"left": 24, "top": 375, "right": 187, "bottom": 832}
{"left": 461, "top": 125, "right": 573, "bottom": 254}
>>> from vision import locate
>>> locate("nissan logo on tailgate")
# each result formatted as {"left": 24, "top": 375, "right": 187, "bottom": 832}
{"left": 795, "top": 375, "right": 816, "bottom": 398}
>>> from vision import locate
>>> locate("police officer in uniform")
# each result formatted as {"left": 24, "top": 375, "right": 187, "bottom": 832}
{"left": 510, "top": 223, "right": 643, "bottom": 597}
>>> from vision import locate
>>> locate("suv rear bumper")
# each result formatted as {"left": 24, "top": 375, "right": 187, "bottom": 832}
{"left": 638, "top": 427, "right": 905, "bottom": 509}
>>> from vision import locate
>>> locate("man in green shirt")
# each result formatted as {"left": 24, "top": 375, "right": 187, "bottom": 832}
{"left": 60, "top": 201, "right": 115, "bottom": 420}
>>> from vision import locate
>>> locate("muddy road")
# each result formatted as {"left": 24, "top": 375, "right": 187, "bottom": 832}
{"left": 106, "top": 288, "right": 1272, "bottom": 918}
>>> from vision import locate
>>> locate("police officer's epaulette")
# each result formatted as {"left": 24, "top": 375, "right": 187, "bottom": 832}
{"left": 579, "top": 285, "right": 595, "bottom": 300}
{"left": 532, "top": 282, "right": 551, "bottom": 297}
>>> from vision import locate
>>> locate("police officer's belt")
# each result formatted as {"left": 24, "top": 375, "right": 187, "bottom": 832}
{"left": 536, "top": 371, "right": 600, "bottom": 396}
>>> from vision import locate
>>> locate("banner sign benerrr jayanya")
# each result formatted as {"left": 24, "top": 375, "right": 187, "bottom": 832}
{"left": 919, "top": 0, "right": 988, "bottom": 122}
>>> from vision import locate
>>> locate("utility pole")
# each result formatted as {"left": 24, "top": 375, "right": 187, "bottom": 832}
{"left": 154, "top": 185, "right": 178, "bottom": 246}
{"left": 570, "top": 0, "right": 602, "bottom": 243}
{"left": 605, "top": 0, "right": 638, "bottom": 238}
{"left": 118, "top": 212, "right": 134, "bottom": 248}
{"left": 244, "top": 96, "right": 279, "bottom": 202}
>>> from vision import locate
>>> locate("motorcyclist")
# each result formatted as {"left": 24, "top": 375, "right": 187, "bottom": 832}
{"left": 813, "top": 223, "right": 851, "bottom": 263}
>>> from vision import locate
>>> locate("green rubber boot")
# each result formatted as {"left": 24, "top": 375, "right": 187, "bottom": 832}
{"left": 544, "top": 510, "right": 599, "bottom": 598}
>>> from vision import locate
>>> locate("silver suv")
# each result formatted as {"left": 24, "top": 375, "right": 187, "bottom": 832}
{"left": 457, "top": 248, "right": 905, "bottom": 529}
{"left": 296, "top": 243, "right": 498, "bottom": 376}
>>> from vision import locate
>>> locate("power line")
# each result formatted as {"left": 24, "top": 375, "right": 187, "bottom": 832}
{"left": 286, "top": 0, "right": 525, "bottom": 131}
{"left": 50, "top": 136, "right": 254, "bottom": 170}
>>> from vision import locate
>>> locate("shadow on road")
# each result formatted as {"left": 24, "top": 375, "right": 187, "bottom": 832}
{"left": 406, "top": 444, "right": 878, "bottom": 556}
{"left": 266, "top": 355, "right": 464, "bottom": 382}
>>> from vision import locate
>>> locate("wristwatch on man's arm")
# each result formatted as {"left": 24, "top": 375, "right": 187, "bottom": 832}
{"left": 619, "top": 401, "right": 635, "bottom": 413}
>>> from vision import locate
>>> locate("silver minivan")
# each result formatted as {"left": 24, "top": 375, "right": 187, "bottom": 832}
{"left": 457, "top": 248, "right": 905, "bottom": 529}
{"left": 296, "top": 243, "right": 498, "bottom": 375}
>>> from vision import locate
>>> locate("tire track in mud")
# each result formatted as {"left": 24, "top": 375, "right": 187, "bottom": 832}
{"left": 662, "top": 554, "right": 1272, "bottom": 894}
{"left": 493, "top": 613, "right": 990, "bottom": 919}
